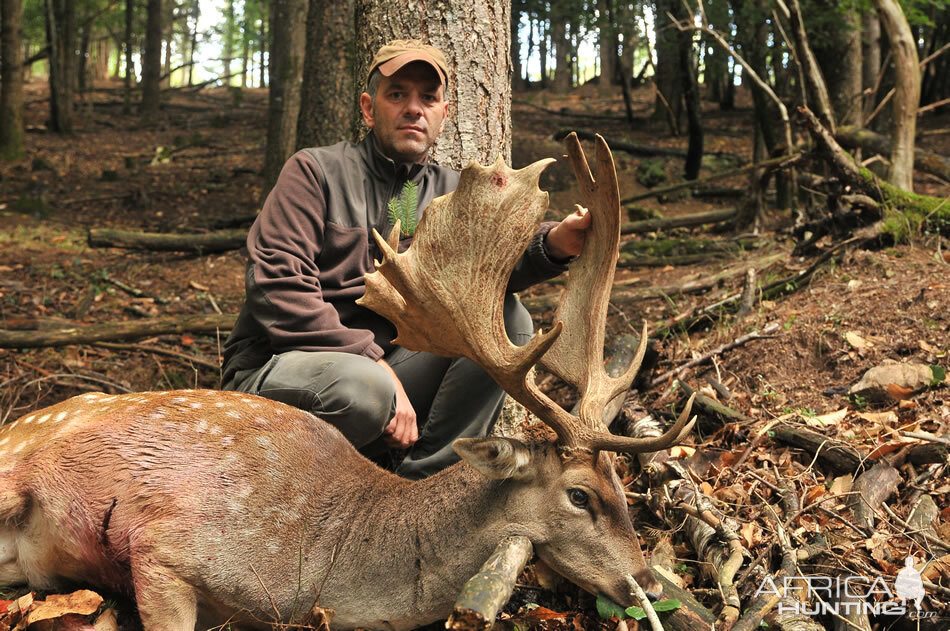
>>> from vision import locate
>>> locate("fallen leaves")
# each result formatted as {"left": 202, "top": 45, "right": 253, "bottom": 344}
{"left": 0, "top": 591, "right": 109, "bottom": 631}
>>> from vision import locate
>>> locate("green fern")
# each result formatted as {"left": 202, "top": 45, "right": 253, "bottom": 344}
{"left": 387, "top": 181, "right": 419, "bottom": 237}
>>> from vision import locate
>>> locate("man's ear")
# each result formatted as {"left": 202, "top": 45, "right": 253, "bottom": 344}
{"left": 439, "top": 101, "right": 451, "bottom": 135}
{"left": 454, "top": 437, "right": 535, "bottom": 480}
{"left": 359, "top": 92, "right": 375, "bottom": 128}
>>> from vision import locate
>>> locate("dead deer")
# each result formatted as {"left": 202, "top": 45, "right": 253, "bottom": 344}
{"left": 0, "top": 134, "right": 693, "bottom": 631}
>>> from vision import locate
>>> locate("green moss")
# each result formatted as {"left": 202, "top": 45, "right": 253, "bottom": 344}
{"left": 636, "top": 159, "right": 667, "bottom": 188}
{"left": 857, "top": 166, "right": 950, "bottom": 241}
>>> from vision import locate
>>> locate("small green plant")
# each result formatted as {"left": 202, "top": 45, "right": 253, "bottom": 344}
{"left": 783, "top": 314, "right": 797, "bottom": 330}
{"left": 387, "top": 181, "right": 419, "bottom": 237}
{"left": 931, "top": 365, "right": 946, "bottom": 386}
{"left": 596, "top": 595, "right": 683, "bottom": 620}
{"left": 850, "top": 393, "right": 868, "bottom": 410}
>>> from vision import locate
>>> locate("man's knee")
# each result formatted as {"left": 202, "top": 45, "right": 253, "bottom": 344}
{"left": 503, "top": 293, "right": 534, "bottom": 346}
{"left": 326, "top": 363, "right": 395, "bottom": 432}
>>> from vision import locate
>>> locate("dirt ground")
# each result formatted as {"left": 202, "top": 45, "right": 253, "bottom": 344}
{"left": 1, "top": 80, "right": 949, "bottom": 630}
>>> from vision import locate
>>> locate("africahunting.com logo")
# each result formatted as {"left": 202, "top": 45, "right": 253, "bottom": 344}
{"left": 754, "top": 556, "right": 937, "bottom": 620}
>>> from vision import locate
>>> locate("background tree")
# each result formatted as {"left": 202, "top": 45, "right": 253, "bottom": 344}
{"left": 140, "top": 0, "right": 161, "bottom": 117}
{"left": 296, "top": 0, "right": 355, "bottom": 149}
{"left": 46, "top": 0, "right": 76, "bottom": 132}
{"left": 355, "top": 0, "right": 512, "bottom": 168}
{"left": 261, "top": 0, "right": 306, "bottom": 189}
{"left": 1, "top": 0, "right": 25, "bottom": 159}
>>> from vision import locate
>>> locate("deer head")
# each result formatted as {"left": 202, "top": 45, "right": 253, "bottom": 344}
{"left": 359, "top": 132, "right": 694, "bottom": 602}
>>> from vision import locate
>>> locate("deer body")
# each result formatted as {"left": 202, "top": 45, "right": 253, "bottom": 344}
{"left": 0, "top": 389, "right": 656, "bottom": 630}
{"left": 2, "top": 136, "right": 694, "bottom": 630}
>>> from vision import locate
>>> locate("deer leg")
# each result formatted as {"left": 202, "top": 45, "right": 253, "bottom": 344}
{"left": 131, "top": 559, "right": 198, "bottom": 631}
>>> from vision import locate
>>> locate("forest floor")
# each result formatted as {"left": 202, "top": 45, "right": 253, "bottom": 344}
{"left": 1, "top": 80, "right": 949, "bottom": 631}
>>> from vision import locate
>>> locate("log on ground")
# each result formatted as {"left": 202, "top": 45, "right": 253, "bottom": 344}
{"left": 0, "top": 314, "right": 237, "bottom": 348}
{"left": 88, "top": 228, "right": 247, "bottom": 253}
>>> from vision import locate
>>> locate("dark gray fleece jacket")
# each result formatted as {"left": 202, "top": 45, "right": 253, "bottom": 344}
{"left": 222, "top": 132, "right": 566, "bottom": 385}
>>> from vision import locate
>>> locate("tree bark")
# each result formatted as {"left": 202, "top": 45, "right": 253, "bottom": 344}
{"left": 653, "top": 0, "right": 683, "bottom": 131}
{"left": 46, "top": 0, "right": 75, "bottom": 133}
{"left": 836, "top": 125, "right": 950, "bottom": 182}
{"left": 812, "top": 1, "right": 863, "bottom": 126}
{"left": 296, "top": 0, "right": 355, "bottom": 150}
{"left": 551, "top": 6, "right": 571, "bottom": 93}
{"left": 0, "top": 0, "right": 25, "bottom": 160}
{"left": 188, "top": 0, "right": 198, "bottom": 86}
{"left": 262, "top": 0, "right": 307, "bottom": 191}
{"left": 355, "top": 0, "right": 512, "bottom": 168}
{"left": 862, "top": 7, "right": 881, "bottom": 121}
{"left": 873, "top": 0, "right": 920, "bottom": 191}
{"left": 787, "top": 0, "right": 836, "bottom": 132}
{"left": 123, "top": 0, "right": 134, "bottom": 112}
{"left": 597, "top": 0, "right": 615, "bottom": 93}
{"left": 140, "top": 0, "right": 162, "bottom": 118}
{"left": 511, "top": 0, "right": 522, "bottom": 90}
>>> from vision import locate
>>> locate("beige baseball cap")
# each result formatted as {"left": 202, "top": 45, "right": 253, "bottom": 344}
{"left": 368, "top": 39, "right": 448, "bottom": 86}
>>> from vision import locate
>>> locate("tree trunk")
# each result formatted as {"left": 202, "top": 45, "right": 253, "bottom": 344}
{"left": 161, "top": 31, "right": 171, "bottom": 87}
{"left": 597, "top": 0, "right": 614, "bottom": 93}
{"left": 538, "top": 15, "right": 548, "bottom": 88}
{"left": 873, "top": 0, "right": 920, "bottom": 191}
{"left": 46, "top": 0, "right": 75, "bottom": 133}
{"left": 123, "top": 0, "right": 134, "bottom": 113}
{"left": 862, "top": 6, "right": 881, "bottom": 121}
{"left": 524, "top": 13, "right": 534, "bottom": 86}
{"left": 811, "top": 2, "right": 862, "bottom": 127}
{"left": 551, "top": 9, "right": 571, "bottom": 92}
{"left": 680, "top": 28, "right": 702, "bottom": 179}
{"left": 511, "top": 0, "right": 522, "bottom": 90}
{"left": 77, "top": 22, "right": 90, "bottom": 94}
{"left": 355, "top": 0, "right": 512, "bottom": 169}
{"left": 188, "top": 0, "right": 198, "bottom": 86}
{"left": 140, "top": 0, "right": 162, "bottom": 118}
{"left": 223, "top": 0, "right": 234, "bottom": 84}
{"left": 652, "top": 0, "right": 683, "bottom": 132}
{"left": 787, "top": 0, "right": 836, "bottom": 133}
{"left": 296, "top": 0, "right": 355, "bottom": 150}
{"left": 0, "top": 0, "right": 25, "bottom": 160}
{"left": 259, "top": 5, "right": 268, "bottom": 87}
{"left": 240, "top": 16, "right": 249, "bottom": 87}
{"left": 262, "top": 0, "right": 307, "bottom": 190}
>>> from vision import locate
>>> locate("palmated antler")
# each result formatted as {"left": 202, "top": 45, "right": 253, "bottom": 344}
{"left": 359, "top": 140, "right": 693, "bottom": 453}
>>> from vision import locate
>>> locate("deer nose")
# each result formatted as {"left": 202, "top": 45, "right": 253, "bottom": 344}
{"left": 645, "top": 585, "right": 663, "bottom": 601}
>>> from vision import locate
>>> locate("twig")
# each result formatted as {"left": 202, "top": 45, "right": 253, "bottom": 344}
{"left": 902, "top": 431, "right": 950, "bottom": 446}
{"left": 881, "top": 503, "right": 950, "bottom": 551}
{"left": 651, "top": 323, "right": 779, "bottom": 387}
{"left": 103, "top": 274, "right": 170, "bottom": 304}
{"left": 92, "top": 341, "right": 219, "bottom": 370}
{"left": 626, "top": 575, "right": 664, "bottom": 631}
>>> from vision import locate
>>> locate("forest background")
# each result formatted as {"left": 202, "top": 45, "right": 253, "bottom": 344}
{"left": 1, "top": 0, "right": 950, "bottom": 629}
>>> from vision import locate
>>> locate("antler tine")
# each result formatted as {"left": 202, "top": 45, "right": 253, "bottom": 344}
{"left": 359, "top": 156, "right": 591, "bottom": 448}
{"left": 540, "top": 133, "right": 641, "bottom": 429}
{"left": 585, "top": 393, "right": 697, "bottom": 454}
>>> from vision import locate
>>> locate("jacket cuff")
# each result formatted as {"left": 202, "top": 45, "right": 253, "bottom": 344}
{"left": 362, "top": 342, "right": 385, "bottom": 361}
{"left": 532, "top": 221, "right": 573, "bottom": 272}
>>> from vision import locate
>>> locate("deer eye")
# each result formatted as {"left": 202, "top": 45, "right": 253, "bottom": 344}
{"left": 568, "top": 488, "right": 589, "bottom": 509}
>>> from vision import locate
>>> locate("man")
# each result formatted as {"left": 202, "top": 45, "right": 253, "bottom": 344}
{"left": 222, "top": 39, "right": 590, "bottom": 478}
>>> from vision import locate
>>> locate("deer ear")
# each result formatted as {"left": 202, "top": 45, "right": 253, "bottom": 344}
{"left": 454, "top": 437, "right": 535, "bottom": 480}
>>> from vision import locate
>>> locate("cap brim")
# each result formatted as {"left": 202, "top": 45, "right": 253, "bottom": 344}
{"left": 377, "top": 53, "right": 446, "bottom": 84}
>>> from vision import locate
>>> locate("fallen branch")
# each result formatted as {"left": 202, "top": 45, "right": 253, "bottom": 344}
{"left": 558, "top": 129, "right": 688, "bottom": 158}
{"left": 446, "top": 535, "right": 533, "bottom": 631}
{"left": 651, "top": 323, "right": 780, "bottom": 387}
{"left": 92, "top": 341, "right": 219, "bottom": 370}
{"left": 621, "top": 208, "right": 738, "bottom": 235}
{"left": 836, "top": 125, "right": 950, "bottom": 182}
{"left": 88, "top": 228, "right": 247, "bottom": 253}
{"left": 0, "top": 314, "right": 236, "bottom": 348}
{"left": 849, "top": 462, "right": 901, "bottom": 531}
{"left": 620, "top": 153, "right": 802, "bottom": 205}
{"left": 771, "top": 424, "right": 864, "bottom": 474}
{"left": 514, "top": 100, "right": 644, "bottom": 122}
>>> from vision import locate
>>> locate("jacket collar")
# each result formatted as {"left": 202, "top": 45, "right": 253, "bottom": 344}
{"left": 361, "top": 131, "right": 426, "bottom": 182}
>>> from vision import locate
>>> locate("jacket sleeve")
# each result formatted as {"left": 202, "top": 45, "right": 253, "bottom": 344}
{"left": 244, "top": 152, "right": 385, "bottom": 360}
{"left": 507, "top": 221, "right": 571, "bottom": 293}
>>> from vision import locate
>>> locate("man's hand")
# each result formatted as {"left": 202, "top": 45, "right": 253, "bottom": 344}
{"left": 545, "top": 205, "right": 592, "bottom": 260}
{"left": 376, "top": 359, "right": 418, "bottom": 448}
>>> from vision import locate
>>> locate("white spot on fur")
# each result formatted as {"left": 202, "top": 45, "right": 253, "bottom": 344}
{"left": 209, "top": 425, "right": 223, "bottom": 435}
{"left": 195, "top": 419, "right": 209, "bottom": 433}
{"left": 225, "top": 410, "right": 241, "bottom": 419}
{"left": 214, "top": 402, "right": 226, "bottom": 408}
{"left": 36, "top": 414, "right": 51, "bottom": 424}
{"left": 221, "top": 435, "right": 234, "bottom": 446}
{"left": 189, "top": 402, "right": 203, "bottom": 409}
{"left": 21, "top": 415, "right": 36, "bottom": 425}
{"left": 11, "top": 442, "right": 26, "bottom": 454}
{"left": 6, "top": 421, "right": 17, "bottom": 431}
{"left": 53, "top": 412, "right": 67, "bottom": 423}
{"left": 254, "top": 417, "right": 268, "bottom": 426}
{"left": 100, "top": 396, "right": 117, "bottom": 402}
{"left": 0, "top": 436, "right": 9, "bottom": 447}
{"left": 240, "top": 398, "right": 254, "bottom": 404}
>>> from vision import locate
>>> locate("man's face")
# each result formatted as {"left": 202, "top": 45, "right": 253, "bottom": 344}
{"left": 360, "top": 62, "right": 448, "bottom": 164}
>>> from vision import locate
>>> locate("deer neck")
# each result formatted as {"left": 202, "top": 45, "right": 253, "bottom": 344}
{"left": 319, "top": 461, "right": 533, "bottom": 630}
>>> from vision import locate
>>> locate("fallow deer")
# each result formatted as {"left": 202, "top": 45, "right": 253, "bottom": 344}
{"left": 0, "top": 134, "right": 693, "bottom": 630}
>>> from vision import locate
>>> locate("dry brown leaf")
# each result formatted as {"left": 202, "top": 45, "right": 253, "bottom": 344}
{"left": 846, "top": 331, "right": 871, "bottom": 349}
{"left": 804, "top": 485, "right": 826, "bottom": 506}
{"left": 886, "top": 384, "right": 915, "bottom": 400}
{"left": 868, "top": 441, "right": 913, "bottom": 459}
{"left": 25, "top": 590, "right": 102, "bottom": 625}
{"left": 921, "top": 554, "right": 950, "bottom": 581}
{"left": 670, "top": 445, "right": 695, "bottom": 458}
{"left": 188, "top": 280, "right": 209, "bottom": 291}
{"left": 829, "top": 474, "right": 853, "bottom": 496}
{"left": 29, "top": 613, "right": 97, "bottom": 631}
{"left": 805, "top": 408, "right": 848, "bottom": 427}
{"left": 740, "top": 521, "right": 759, "bottom": 547}
{"left": 700, "top": 481, "right": 714, "bottom": 496}
{"left": 920, "top": 340, "right": 939, "bottom": 354}
{"left": 524, "top": 606, "right": 569, "bottom": 621}
{"left": 855, "top": 410, "right": 898, "bottom": 426}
